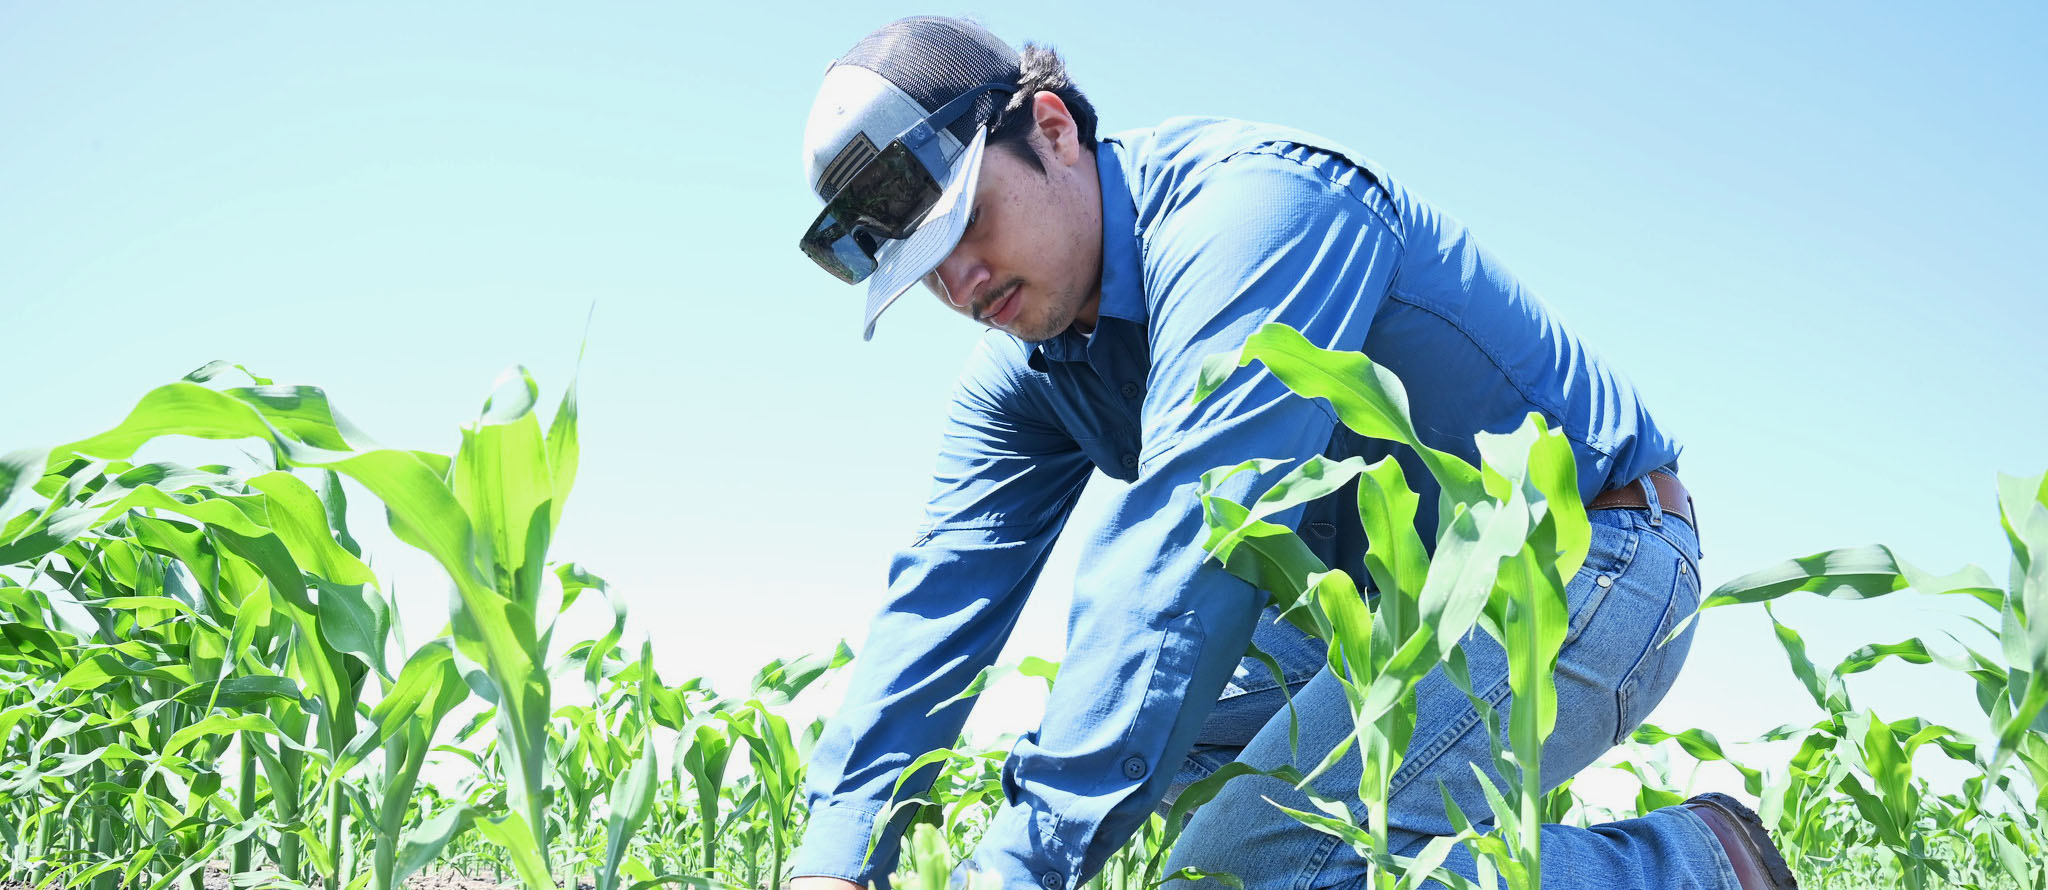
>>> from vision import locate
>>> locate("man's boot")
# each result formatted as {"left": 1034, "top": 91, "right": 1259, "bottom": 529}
{"left": 1682, "top": 792, "right": 1800, "bottom": 890}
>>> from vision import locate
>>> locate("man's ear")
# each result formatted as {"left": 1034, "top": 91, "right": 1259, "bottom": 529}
{"left": 1030, "top": 91, "right": 1081, "bottom": 166}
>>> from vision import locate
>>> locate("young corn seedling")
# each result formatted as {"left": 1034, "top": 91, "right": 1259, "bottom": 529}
{"left": 1193, "top": 322, "right": 1593, "bottom": 890}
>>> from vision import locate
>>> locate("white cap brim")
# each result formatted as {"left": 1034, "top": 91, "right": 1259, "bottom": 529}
{"left": 861, "top": 127, "right": 988, "bottom": 341}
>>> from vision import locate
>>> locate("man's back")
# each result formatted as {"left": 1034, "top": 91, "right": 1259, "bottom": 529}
{"left": 944, "top": 114, "right": 1680, "bottom": 550}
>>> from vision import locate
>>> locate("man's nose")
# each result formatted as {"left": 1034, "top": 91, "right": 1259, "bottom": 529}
{"left": 933, "top": 252, "right": 985, "bottom": 310}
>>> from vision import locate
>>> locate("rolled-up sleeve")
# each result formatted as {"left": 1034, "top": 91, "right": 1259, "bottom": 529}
{"left": 959, "top": 146, "right": 1405, "bottom": 888}
{"left": 790, "top": 337, "right": 1097, "bottom": 887}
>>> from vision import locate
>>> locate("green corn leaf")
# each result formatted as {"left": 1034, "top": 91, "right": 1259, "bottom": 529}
{"left": 1635, "top": 783, "right": 1687, "bottom": 815}
{"left": 1355, "top": 455, "right": 1429, "bottom": 620}
{"left": 1145, "top": 761, "right": 1280, "bottom": 878}
{"left": 55, "top": 653, "right": 194, "bottom": 691}
{"left": 453, "top": 365, "right": 556, "bottom": 612}
{"left": 1697, "top": 544, "right": 2001, "bottom": 613}
{"left": 169, "top": 675, "right": 302, "bottom": 711}
{"left": 625, "top": 877, "right": 746, "bottom": 890}
{"left": 1210, "top": 455, "right": 1369, "bottom": 556}
{"left": 1421, "top": 496, "right": 1531, "bottom": 657}
{"left": 1196, "top": 456, "right": 1300, "bottom": 564}
{"left": 1240, "top": 640, "right": 1300, "bottom": 756}
{"left": 472, "top": 810, "right": 557, "bottom": 890}
{"left": 1200, "top": 323, "right": 1485, "bottom": 509}
{"left": 0, "top": 474, "right": 261, "bottom": 565}
{"left": 546, "top": 359, "right": 581, "bottom": 529}
{"left": 55, "top": 382, "right": 349, "bottom": 463}
{"left": 244, "top": 471, "right": 376, "bottom": 587}
{"left": 311, "top": 576, "right": 390, "bottom": 683}
{"left": 1199, "top": 496, "right": 1333, "bottom": 642}
{"left": 1631, "top": 723, "right": 1766, "bottom": 795}
{"left": 0, "top": 447, "right": 50, "bottom": 525}
{"left": 139, "top": 814, "right": 271, "bottom": 890}
{"left": 1833, "top": 637, "right": 1939, "bottom": 678}
{"left": 1888, "top": 716, "right": 1980, "bottom": 766}
{"left": 1391, "top": 831, "right": 1495, "bottom": 890}
{"left": 559, "top": 564, "right": 629, "bottom": 696}
{"left": 334, "top": 640, "right": 463, "bottom": 777}
{"left": 1996, "top": 471, "right": 2048, "bottom": 573}
{"left": 926, "top": 655, "right": 1058, "bottom": 717}
{"left": 162, "top": 712, "right": 317, "bottom": 758}
{"left": 1764, "top": 603, "right": 1844, "bottom": 712}
{"left": 1990, "top": 471, "right": 2048, "bottom": 781}
{"left": 390, "top": 805, "right": 478, "bottom": 889}
{"left": 1493, "top": 543, "right": 1569, "bottom": 768}
{"left": 1263, "top": 793, "right": 1378, "bottom": 858}
{"left": 599, "top": 642, "right": 661, "bottom": 890}
{"left": 751, "top": 639, "right": 856, "bottom": 706}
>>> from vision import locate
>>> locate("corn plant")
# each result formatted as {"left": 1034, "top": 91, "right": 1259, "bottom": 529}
{"left": 9, "top": 349, "right": 2048, "bottom": 890}
{"left": 1181, "top": 322, "right": 1584, "bottom": 889}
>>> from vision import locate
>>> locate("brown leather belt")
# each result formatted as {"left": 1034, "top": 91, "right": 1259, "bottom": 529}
{"left": 1587, "top": 469, "right": 1696, "bottom": 531}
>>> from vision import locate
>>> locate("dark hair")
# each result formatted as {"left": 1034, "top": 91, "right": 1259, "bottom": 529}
{"left": 986, "top": 42, "right": 1098, "bottom": 172}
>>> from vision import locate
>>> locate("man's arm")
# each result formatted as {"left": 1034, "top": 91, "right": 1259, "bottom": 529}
{"left": 789, "top": 337, "right": 1097, "bottom": 888}
{"left": 959, "top": 144, "right": 1404, "bottom": 888}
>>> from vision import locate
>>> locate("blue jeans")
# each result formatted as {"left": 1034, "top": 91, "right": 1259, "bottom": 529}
{"left": 1158, "top": 503, "right": 1742, "bottom": 889}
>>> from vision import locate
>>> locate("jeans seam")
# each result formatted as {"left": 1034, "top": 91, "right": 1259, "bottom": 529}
{"left": 1644, "top": 520, "right": 1703, "bottom": 577}
{"left": 1613, "top": 557, "right": 1688, "bottom": 745}
{"left": 1388, "top": 670, "right": 1513, "bottom": 802}
{"left": 1562, "top": 522, "right": 1641, "bottom": 648}
{"left": 1291, "top": 830, "right": 1343, "bottom": 890}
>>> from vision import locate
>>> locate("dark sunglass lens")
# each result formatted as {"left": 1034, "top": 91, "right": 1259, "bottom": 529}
{"left": 836, "top": 142, "right": 941, "bottom": 237}
{"left": 799, "top": 135, "right": 950, "bottom": 284}
{"left": 825, "top": 234, "right": 875, "bottom": 283}
{"left": 800, "top": 212, "right": 872, "bottom": 284}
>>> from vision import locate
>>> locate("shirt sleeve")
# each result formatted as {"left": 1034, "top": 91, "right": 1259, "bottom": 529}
{"left": 789, "top": 336, "right": 1098, "bottom": 887}
{"left": 958, "top": 145, "right": 1405, "bottom": 889}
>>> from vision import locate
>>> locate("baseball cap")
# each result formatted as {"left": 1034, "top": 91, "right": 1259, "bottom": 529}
{"left": 800, "top": 16, "right": 1021, "bottom": 340}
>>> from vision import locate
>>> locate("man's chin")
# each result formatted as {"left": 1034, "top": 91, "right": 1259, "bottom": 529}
{"left": 1003, "top": 309, "right": 1075, "bottom": 344}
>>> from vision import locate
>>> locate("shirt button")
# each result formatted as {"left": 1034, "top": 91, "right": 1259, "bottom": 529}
{"left": 1040, "top": 872, "right": 1065, "bottom": 890}
{"left": 1122, "top": 755, "right": 1147, "bottom": 779}
{"left": 1595, "top": 574, "right": 1613, "bottom": 588}
{"left": 1120, "top": 453, "right": 1139, "bottom": 469}
{"left": 1120, "top": 381, "right": 1142, "bottom": 399}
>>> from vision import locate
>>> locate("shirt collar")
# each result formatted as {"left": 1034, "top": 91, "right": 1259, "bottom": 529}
{"left": 1031, "top": 137, "right": 1146, "bottom": 369}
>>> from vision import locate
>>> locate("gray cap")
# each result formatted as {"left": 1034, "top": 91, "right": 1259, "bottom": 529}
{"left": 802, "top": 17, "right": 1021, "bottom": 340}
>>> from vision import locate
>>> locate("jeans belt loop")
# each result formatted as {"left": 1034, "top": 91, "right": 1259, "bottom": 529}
{"left": 1639, "top": 470, "right": 1664, "bottom": 527}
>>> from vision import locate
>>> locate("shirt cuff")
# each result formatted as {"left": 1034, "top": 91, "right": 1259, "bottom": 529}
{"left": 790, "top": 800, "right": 892, "bottom": 888}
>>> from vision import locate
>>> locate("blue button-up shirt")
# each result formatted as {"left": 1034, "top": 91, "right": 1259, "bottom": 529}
{"left": 789, "top": 116, "right": 1681, "bottom": 889}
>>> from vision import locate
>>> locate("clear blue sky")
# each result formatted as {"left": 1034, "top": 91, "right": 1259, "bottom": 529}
{"left": 4, "top": 2, "right": 2044, "bottom": 801}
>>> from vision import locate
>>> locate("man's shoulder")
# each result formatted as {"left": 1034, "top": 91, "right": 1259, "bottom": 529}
{"left": 946, "top": 331, "right": 1050, "bottom": 414}
{"left": 1105, "top": 115, "right": 1381, "bottom": 208}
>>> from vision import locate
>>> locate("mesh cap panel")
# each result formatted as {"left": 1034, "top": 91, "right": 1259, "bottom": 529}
{"left": 836, "top": 16, "right": 1020, "bottom": 145}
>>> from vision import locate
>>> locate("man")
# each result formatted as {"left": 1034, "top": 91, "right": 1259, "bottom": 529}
{"left": 788, "top": 15, "right": 1796, "bottom": 890}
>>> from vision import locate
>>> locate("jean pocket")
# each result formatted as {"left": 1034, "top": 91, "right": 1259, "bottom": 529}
{"left": 1223, "top": 606, "right": 1327, "bottom": 699}
{"left": 1562, "top": 515, "right": 1642, "bottom": 648}
{"left": 1612, "top": 553, "right": 1701, "bottom": 745}
{"left": 1195, "top": 681, "right": 1306, "bottom": 747}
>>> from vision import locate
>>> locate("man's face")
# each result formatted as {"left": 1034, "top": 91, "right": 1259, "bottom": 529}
{"left": 922, "top": 93, "right": 1102, "bottom": 342}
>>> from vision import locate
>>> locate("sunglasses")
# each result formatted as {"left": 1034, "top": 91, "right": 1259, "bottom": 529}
{"left": 800, "top": 81, "right": 1016, "bottom": 284}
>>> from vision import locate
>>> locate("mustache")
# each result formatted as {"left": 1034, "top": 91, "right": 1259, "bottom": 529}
{"left": 972, "top": 279, "right": 1023, "bottom": 322}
